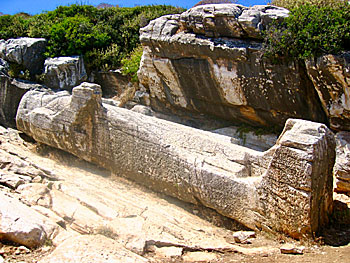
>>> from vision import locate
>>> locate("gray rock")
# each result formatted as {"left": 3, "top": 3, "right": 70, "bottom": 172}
{"left": 306, "top": 52, "right": 350, "bottom": 131}
{"left": 179, "top": 4, "right": 289, "bottom": 39}
{"left": 212, "top": 126, "right": 278, "bottom": 151}
{"left": 238, "top": 5, "right": 289, "bottom": 39}
{"left": 0, "top": 58, "right": 9, "bottom": 75}
{"left": 232, "top": 231, "right": 256, "bottom": 244}
{"left": 0, "top": 75, "right": 43, "bottom": 128}
{"left": 138, "top": 11, "right": 326, "bottom": 130}
{"left": 0, "top": 38, "right": 46, "bottom": 75}
{"left": 16, "top": 84, "right": 335, "bottom": 239}
{"left": 334, "top": 131, "right": 350, "bottom": 195}
{"left": 44, "top": 56, "right": 87, "bottom": 90}
{"left": 0, "top": 192, "right": 58, "bottom": 248}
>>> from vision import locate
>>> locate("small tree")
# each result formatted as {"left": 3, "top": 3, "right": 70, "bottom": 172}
{"left": 193, "top": 0, "right": 237, "bottom": 7}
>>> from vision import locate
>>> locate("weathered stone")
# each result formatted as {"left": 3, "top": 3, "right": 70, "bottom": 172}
{"left": 16, "top": 84, "right": 335, "bottom": 239}
{"left": 153, "top": 246, "right": 183, "bottom": 258}
{"left": 44, "top": 56, "right": 87, "bottom": 90}
{"left": 138, "top": 11, "right": 326, "bottom": 129}
{"left": 0, "top": 192, "right": 58, "bottom": 248}
{"left": 334, "top": 131, "right": 350, "bottom": 195}
{"left": 232, "top": 231, "right": 256, "bottom": 244}
{"left": 182, "top": 251, "right": 219, "bottom": 262}
{"left": 94, "top": 70, "right": 130, "bottom": 98}
{"left": 38, "top": 235, "right": 149, "bottom": 263}
{"left": 280, "top": 244, "right": 305, "bottom": 255}
{"left": 212, "top": 126, "right": 277, "bottom": 151}
{"left": 0, "top": 75, "right": 42, "bottom": 128}
{"left": 17, "top": 183, "right": 52, "bottom": 208}
{"left": 0, "top": 172, "right": 31, "bottom": 189}
{"left": 306, "top": 52, "right": 350, "bottom": 131}
{"left": 179, "top": 4, "right": 289, "bottom": 39}
{"left": 0, "top": 58, "right": 9, "bottom": 75}
{"left": 0, "top": 38, "right": 46, "bottom": 75}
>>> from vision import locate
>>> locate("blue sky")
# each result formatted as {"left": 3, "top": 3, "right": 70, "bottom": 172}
{"left": 1, "top": 0, "right": 268, "bottom": 15}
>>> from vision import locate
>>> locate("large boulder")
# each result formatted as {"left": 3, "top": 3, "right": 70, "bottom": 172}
{"left": 44, "top": 56, "right": 87, "bottom": 90}
{"left": 306, "top": 52, "right": 350, "bottom": 131}
{"left": 16, "top": 83, "right": 335, "bottom": 239}
{"left": 138, "top": 7, "right": 326, "bottom": 130}
{"left": 0, "top": 38, "right": 46, "bottom": 75}
{"left": 180, "top": 4, "right": 289, "bottom": 39}
{"left": 0, "top": 75, "right": 43, "bottom": 128}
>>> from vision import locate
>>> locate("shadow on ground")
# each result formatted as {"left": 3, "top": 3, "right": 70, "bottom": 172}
{"left": 322, "top": 200, "right": 350, "bottom": 246}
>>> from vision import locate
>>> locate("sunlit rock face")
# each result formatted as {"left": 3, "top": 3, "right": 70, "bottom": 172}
{"left": 0, "top": 37, "right": 47, "bottom": 75}
{"left": 16, "top": 83, "right": 335, "bottom": 239}
{"left": 306, "top": 52, "right": 350, "bottom": 131}
{"left": 138, "top": 5, "right": 327, "bottom": 129}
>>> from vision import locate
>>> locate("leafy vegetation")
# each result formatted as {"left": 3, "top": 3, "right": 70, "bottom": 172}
{"left": 193, "top": 0, "right": 237, "bottom": 7}
{"left": 264, "top": 2, "right": 350, "bottom": 60}
{"left": 270, "top": 0, "right": 347, "bottom": 10}
{"left": 0, "top": 4, "right": 184, "bottom": 79}
{"left": 121, "top": 45, "right": 143, "bottom": 82}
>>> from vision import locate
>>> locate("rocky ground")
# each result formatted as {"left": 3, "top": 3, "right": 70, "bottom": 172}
{"left": 0, "top": 125, "right": 349, "bottom": 263}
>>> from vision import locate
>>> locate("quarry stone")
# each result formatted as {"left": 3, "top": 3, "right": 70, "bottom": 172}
{"left": 16, "top": 83, "right": 335, "bottom": 238}
{"left": 138, "top": 10, "right": 326, "bottom": 129}
{"left": 306, "top": 52, "right": 350, "bottom": 131}
{"left": 44, "top": 56, "right": 87, "bottom": 90}
{"left": 0, "top": 75, "right": 42, "bottom": 128}
{"left": 0, "top": 38, "right": 46, "bottom": 75}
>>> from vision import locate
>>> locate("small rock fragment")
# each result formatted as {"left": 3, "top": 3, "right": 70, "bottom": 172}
{"left": 233, "top": 231, "right": 256, "bottom": 244}
{"left": 280, "top": 244, "right": 305, "bottom": 255}
{"left": 182, "top": 251, "right": 219, "bottom": 262}
{"left": 154, "top": 246, "right": 183, "bottom": 258}
{"left": 32, "top": 176, "right": 42, "bottom": 183}
{"left": 15, "top": 246, "right": 31, "bottom": 254}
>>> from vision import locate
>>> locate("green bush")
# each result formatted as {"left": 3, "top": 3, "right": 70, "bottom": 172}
{"left": 263, "top": 3, "right": 350, "bottom": 60}
{"left": 270, "top": 0, "right": 347, "bottom": 10}
{"left": 0, "top": 4, "right": 185, "bottom": 76}
{"left": 121, "top": 45, "right": 143, "bottom": 82}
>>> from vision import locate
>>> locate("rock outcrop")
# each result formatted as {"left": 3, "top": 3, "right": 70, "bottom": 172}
{"left": 0, "top": 75, "right": 43, "bottom": 128}
{"left": 0, "top": 192, "right": 58, "bottom": 248}
{"left": 306, "top": 52, "right": 350, "bottom": 131}
{"left": 138, "top": 4, "right": 327, "bottom": 129}
{"left": 334, "top": 131, "right": 350, "bottom": 195}
{"left": 0, "top": 38, "right": 46, "bottom": 75}
{"left": 44, "top": 56, "right": 87, "bottom": 90}
{"left": 16, "top": 83, "right": 335, "bottom": 238}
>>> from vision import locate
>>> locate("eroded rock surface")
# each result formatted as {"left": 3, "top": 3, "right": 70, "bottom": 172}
{"left": 16, "top": 83, "right": 335, "bottom": 238}
{"left": 0, "top": 38, "right": 46, "bottom": 75}
{"left": 306, "top": 52, "right": 350, "bottom": 131}
{"left": 334, "top": 131, "right": 350, "bottom": 195}
{"left": 138, "top": 6, "right": 326, "bottom": 129}
{"left": 44, "top": 56, "right": 87, "bottom": 90}
{"left": 0, "top": 192, "right": 59, "bottom": 248}
{"left": 0, "top": 75, "right": 43, "bottom": 128}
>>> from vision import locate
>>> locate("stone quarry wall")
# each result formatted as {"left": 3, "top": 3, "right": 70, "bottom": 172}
{"left": 16, "top": 83, "right": 336, "bottom": 239}
{"left": 138, "top": 4, "right": 350, "bottom": 132}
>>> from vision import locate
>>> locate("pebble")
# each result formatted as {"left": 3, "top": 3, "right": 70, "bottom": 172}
{"left": 280, "top": 244, "right": 305, "bottom": 255}
{"left": 233, "top": 231, "right": 256, "bottom": 244}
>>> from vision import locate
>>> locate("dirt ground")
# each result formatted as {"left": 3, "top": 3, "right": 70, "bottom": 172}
{"left": 0, "top": 129, "right": 350, "bottom": 263}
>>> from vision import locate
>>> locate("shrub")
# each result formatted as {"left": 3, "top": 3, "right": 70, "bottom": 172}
{"left": 121, "top": 45, "right": 143, "bottom": 82}
{"left": 0, "top": 4, "right": 185, "bottom": 76}
{"left": 193, "top": 0, "right": 237, "bottom": 7}
{"left": 263, "top": 3, "right": 350, "bottom": 60}
{"left": 270, "top": 0, "right": 347, "bottom": 10}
